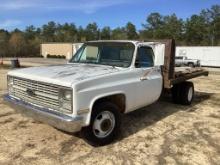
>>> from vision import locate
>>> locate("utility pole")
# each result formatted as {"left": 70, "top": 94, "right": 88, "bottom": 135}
{"left": 0, "top": 39, "right": 4, "bottom": 65}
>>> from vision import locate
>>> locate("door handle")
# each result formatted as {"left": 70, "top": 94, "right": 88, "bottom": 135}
{"left": 140, "top": 76, "right": 148, "bottom": 81}
{"left": 140, "top": 69, "right": 152, "bottom": 81}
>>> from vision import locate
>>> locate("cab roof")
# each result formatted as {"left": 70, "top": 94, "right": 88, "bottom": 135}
{"left": 86, "top": 40, "right": 140, "bottom": 45}
{"left": 86, "top": 40, "right": 163, "bottom": 46}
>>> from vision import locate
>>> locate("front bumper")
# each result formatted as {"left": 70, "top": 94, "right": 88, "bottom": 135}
{"left": 3, "top": 94, "right": 83, "bottom": 133}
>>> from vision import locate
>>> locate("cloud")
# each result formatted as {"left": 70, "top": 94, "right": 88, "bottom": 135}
{"left": 0, "top": 19, "right": 22, "bottom": 28}
{"left": 48, "top": 0, "right": 135, "bottom": 14}
{"left": 0, "top": 0, "right": 135, "bottom": 14}
{"left": 0, "top": 0, "right": 37, "bottom": 10}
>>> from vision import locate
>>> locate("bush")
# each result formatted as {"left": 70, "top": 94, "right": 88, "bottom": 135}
{"left": 47, "top": 54, "right": 66, "bottom": 59}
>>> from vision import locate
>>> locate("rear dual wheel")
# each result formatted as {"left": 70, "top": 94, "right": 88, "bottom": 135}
{"left": 172, "top": 81, "right": 194, "bottom": 105}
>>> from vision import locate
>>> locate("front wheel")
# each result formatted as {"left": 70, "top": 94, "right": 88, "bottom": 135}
{"left": 81, "top": 102, "right": 121, "bottom": 146}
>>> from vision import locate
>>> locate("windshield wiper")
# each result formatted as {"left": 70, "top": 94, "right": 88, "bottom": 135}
{"left": 79, "top": 61, "right": 98, "bottom": 64}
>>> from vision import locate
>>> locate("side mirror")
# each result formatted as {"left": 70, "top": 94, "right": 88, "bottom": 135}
{"left": 135, "top": 61, "right": 140, "bottom": 68}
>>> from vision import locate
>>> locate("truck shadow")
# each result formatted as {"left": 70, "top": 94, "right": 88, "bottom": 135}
{"left": 117, "top": 91, "right": 214, "bottom": 142}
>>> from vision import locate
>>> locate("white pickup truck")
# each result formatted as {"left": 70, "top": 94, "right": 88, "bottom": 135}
{"left": 175, "top": 56, "right": 201, "bottom": 67}
{"left": 4, "top": 40, "right": 208, "bottom": 146}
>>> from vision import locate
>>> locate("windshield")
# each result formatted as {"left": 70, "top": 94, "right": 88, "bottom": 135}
{"left": 69, "top": 42, "right": 135, "bottom": 68}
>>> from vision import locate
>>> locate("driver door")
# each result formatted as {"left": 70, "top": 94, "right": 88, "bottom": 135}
{"left": 134, "top": 46, "right": 163, "bottom": 108}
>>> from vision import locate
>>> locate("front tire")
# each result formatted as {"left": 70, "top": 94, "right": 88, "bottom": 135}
{"left": 81, "top": 102, "right": 121, "bottom": 146}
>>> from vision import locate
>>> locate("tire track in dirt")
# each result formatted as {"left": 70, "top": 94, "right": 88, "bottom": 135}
{"left": 59, "top": 136, "right": 80, "bottom": 157}
{"left": 6, "top": 143, "right": 37, "bottom": 165}
{"left": 13, "top": 120, "right": 30, "bottom": 129}
{"left": 0, "top": 112, "right": 15, "bottom": 118}
{"left": 0, "top": 117, "right": 14, "bottom": 124}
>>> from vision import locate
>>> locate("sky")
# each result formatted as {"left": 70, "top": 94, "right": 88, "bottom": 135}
{"left": 0, "top": 0, "right": 219, "bottom": 31}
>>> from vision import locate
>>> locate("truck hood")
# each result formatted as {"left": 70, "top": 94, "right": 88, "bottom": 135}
{"left": 8, "top": 63, "right": 120, "bottom": 87}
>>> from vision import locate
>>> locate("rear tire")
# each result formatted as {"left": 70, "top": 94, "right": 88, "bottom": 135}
{"left": 179, "top": 82, "right": 194, "bottom": 105}
{"left": 171, "top": 84, "right": 181, "bottom": 104}
{"left": 81, "top": 102, "right": 121, "bottom": 146}
{"left": 172, "top": 82, "right": 194, "bottom": 105}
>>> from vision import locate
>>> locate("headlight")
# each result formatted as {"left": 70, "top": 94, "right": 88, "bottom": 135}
{"left": 59, "top": 88, "right": 72, "bottom": 112}
{"left": 63, "top": 90, "right": 72, "bottom": 101}
{"left": 59, "top": 89, "right": 72, "bottom": 101}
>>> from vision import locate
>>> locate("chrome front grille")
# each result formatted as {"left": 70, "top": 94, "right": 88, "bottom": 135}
{"left": 9, "top": 77, "right": 72, "bottom": 114}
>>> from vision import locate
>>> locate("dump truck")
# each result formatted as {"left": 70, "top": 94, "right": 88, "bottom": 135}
{"left": 4, "top": 39, "right": 208, "bottom": 146}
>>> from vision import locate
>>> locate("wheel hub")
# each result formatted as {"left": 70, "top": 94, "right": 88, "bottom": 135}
{"left": 188, "top": 87, "right": 193, "bottom": 101}
{"left": 101, "top": 119, "right": 112, "bottom": 132}
{"left": 93, "top": 111, "right": 115, "bottom": 138}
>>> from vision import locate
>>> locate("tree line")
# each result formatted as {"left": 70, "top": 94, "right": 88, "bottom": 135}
{"left": 0, "top": 5, "right": 219, "bottom": 57}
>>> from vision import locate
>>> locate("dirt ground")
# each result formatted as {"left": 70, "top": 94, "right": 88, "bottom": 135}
{"left": 0, "top": 67, "right": 220, "bottom": 165}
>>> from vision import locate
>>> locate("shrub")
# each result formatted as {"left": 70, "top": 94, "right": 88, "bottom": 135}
{"left": 47, "top": 54, "right": 66, "bottom": 59}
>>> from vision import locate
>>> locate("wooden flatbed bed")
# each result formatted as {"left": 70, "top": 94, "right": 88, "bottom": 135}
{"left": 172, "top": 67, "right": 209, "bottom": 85}
{"left": 158, "top": 39, "right": 209, "bottom": 89}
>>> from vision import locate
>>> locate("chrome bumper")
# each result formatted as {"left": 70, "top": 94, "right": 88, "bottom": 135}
{"left": 4, "top": 94, "right": 83, "bottom": 133}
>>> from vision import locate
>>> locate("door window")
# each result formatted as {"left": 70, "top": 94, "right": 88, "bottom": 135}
{"left": 136, "top": 46, "right": 154, "bottom": 68}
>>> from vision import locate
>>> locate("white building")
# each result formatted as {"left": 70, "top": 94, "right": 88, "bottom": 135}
{"left": 41, "top": 43, "right": 83, "bottom": 59}
{"left": 176, "top": 46, "right": 220, "bottom": 67}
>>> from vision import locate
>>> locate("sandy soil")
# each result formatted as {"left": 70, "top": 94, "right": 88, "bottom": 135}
{"left": 0, "top": 67, "right": 220, "bottom": 165}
